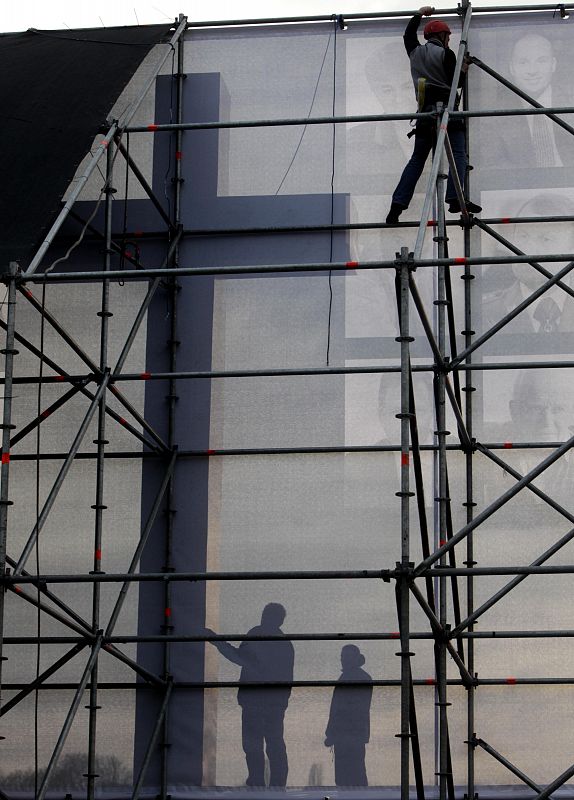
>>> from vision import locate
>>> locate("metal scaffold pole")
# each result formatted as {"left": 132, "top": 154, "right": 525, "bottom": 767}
{"left": 396, "top": 247, "right": 413, "bottom": 800}
{"left": 458, "top": 2, "right": 477, "bottom": 794}
{"left": 86, "top": 134, "right": 115, "bottom": 800}
{"left": 0, "top": 264, "right": 19, "bottom": 732}
{"left": 434, "top": 127, "right": 451, "bottom": 800}
{"left": 160, "top": 16, "right": 187, "bottom": 797}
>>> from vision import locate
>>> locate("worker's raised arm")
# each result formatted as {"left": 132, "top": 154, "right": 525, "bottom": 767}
{"left": 404, "top": 6, "right": 435, "bottom": 55}
{"left": 205, "top": 627, "right": 248, "bottom": 667}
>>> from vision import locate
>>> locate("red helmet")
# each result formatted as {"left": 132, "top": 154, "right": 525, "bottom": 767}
{"left": 423, "top": 19, "right": 451, "bottom": 38}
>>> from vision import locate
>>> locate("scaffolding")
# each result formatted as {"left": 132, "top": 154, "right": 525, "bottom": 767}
{"left": 1, "top": 3, "right": 574, "bottom": 798}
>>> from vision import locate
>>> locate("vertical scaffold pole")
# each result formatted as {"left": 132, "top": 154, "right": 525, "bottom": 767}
{"left": 435, "top": 122, "right": 450, "bottom": 800}
{"left": 87, "top": 137, "right": 115, "bottom": 800}
{"left": 397, "top": 247, "right": 413, "bottom": 800}
{"left": 0, "top": 264, "right": 18, "bottom": 729}
{"left": 464, "top": 269, "right": 477, "bottom": 800}
{"left": 160, "top": 16, "right": 187, "bottom": 798}
{"left": 460, "top": 0, "right": 477, "bottom": 794}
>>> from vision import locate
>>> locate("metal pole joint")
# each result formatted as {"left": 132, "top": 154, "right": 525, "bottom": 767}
{"left": 433, "top": 232, "right": 449, "bottom": 245}
{"left": 1, "top": 262, "right": 20, "bottom": 286}
{"left": 456, "top": 213, "right": 477, "bottom": 230}
{"left": 460, "top": 437, "right": 477, "bottom": 457}
{"left": 394, "top": 250, "right": 416, "bottom": 269}
{"left": 433, "top": 359, "right": 451, "bottom": 376}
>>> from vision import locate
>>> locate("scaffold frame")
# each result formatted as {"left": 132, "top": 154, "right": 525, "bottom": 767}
{"left": 1, "top": 3, "right": 574, "bottom": 798}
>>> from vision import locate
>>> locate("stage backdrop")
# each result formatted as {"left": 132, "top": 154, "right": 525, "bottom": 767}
{"left": 2, "top": 9, "right": 574, "bottom": 797}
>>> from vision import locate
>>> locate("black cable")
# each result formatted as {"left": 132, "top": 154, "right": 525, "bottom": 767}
{"left": 46, "top": 193, "right": 105, "bottom": 273}
{"left": 45, "top": 133, "right": 125, "bottom": 274}
{"left": 326, "top": 18, "right": 338, "bottom": 365}
{"left": 27, "top": 28, "right": 173, "bottom": 47}
{"left": 91, "top": 144, "right": 107, "bottom": 184}
{"left": 274, "top": 31, "right": 333, "bottom": 196}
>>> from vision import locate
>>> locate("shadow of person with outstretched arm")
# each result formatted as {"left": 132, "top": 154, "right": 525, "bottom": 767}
{"left": 206, "top": 603, "right": 294, "bottom": 787}
{"left": 325, "top": 645, "right": 372, "bottom": 786}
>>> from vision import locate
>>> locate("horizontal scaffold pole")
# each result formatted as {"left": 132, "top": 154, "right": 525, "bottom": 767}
{"left": 7, "top": 676, "right": 574, "bottom": 690}
{"left": 12, "top": 628, "right": 574, "bottom": 644}
{"left": 51, "top": 213, "right": 574, "bottom": 242}
{"left": 7, "top": 563, "right": 574, "bottom": 586}
{"left": 5, "top": 359, "right": 574, "bottom": 387}
{"left": 19, "top": 252, "right": 574, "bottom": 283}
{"left": 5, "top": 439, "right": 570, "bottom": 462}
{"left": 184, "top": 4, "right": 574, "bottom": 28}
{"left": 125, "top": 107, "right": 574, "bottom": 133}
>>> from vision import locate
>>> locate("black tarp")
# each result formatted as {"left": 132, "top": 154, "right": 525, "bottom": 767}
{"left": 0, "top": 24, "right": 172, "bottom": 269}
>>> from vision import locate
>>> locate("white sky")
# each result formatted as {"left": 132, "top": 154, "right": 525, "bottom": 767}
{"left": 1, "top": 0, "right": 535, "bottom": 33}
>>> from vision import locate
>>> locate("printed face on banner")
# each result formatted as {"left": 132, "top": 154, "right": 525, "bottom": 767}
{"left": 472, "top": 22, "right": 574, "bottom": 174}
{"left": 478, "top": 189, "right": 574, "bottom": 342}
{"left": 509, "top": 34, "right": 557, "bottom": 99}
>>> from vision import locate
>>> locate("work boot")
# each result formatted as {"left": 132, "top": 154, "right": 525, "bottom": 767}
{"left": 386, "top": 203, "right": 405, "bottom": 224}
{"left": 448, "top": 199, "right": 482, "bottom": 214}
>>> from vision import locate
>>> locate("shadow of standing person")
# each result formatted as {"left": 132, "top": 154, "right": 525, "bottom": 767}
{"left": 206, "top": 603, "right": 294, "bottom": 787}
{"left": 324, "top": 645, "right": 373, "bottom": 786}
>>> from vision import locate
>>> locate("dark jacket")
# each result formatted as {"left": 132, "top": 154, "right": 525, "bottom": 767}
{"left": 325, "top": 666, "right": 373, "bottom": 745}
{"left": 236, "top": 624, "right": 294, "bottom": 709}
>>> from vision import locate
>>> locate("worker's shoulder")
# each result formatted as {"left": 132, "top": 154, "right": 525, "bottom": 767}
{"left": 245, "top": 624, "right": 263, "bottom": 637}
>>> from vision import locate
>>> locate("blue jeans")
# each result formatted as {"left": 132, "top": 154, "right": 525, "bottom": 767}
{"left": 392, "top": 125, "right": 467, "bottom": 209}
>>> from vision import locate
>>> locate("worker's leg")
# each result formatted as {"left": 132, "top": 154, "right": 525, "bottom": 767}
{"left": 391, "top": 128, "right": 434, "bottom": 209}
{"left": 242, "top": 703, "right": 266, "bottom": 786}
{"left": 334, "top": 742, "right": 368, "bottom": 786}
{"left": 445, "top": 127, "right": 467, "bottom": 204}
{"left": 444, "top": 126, "right": 482, "bottom": 213}
{"left": 264, "top": 706, "right": 288, "bottom": 786}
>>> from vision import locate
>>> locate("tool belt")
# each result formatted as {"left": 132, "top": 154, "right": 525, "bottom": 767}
{"left": 407, "top": 80, "right": 464, "bottom": 137}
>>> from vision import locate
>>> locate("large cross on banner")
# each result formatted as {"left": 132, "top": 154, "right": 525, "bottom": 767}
{"left": 136, "top": 72, "right": 350, "bottom": 787}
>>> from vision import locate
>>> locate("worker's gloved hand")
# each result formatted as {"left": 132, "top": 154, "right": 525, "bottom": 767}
{"left": 419, "top": 6, "right": 435, "bottom": 15}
